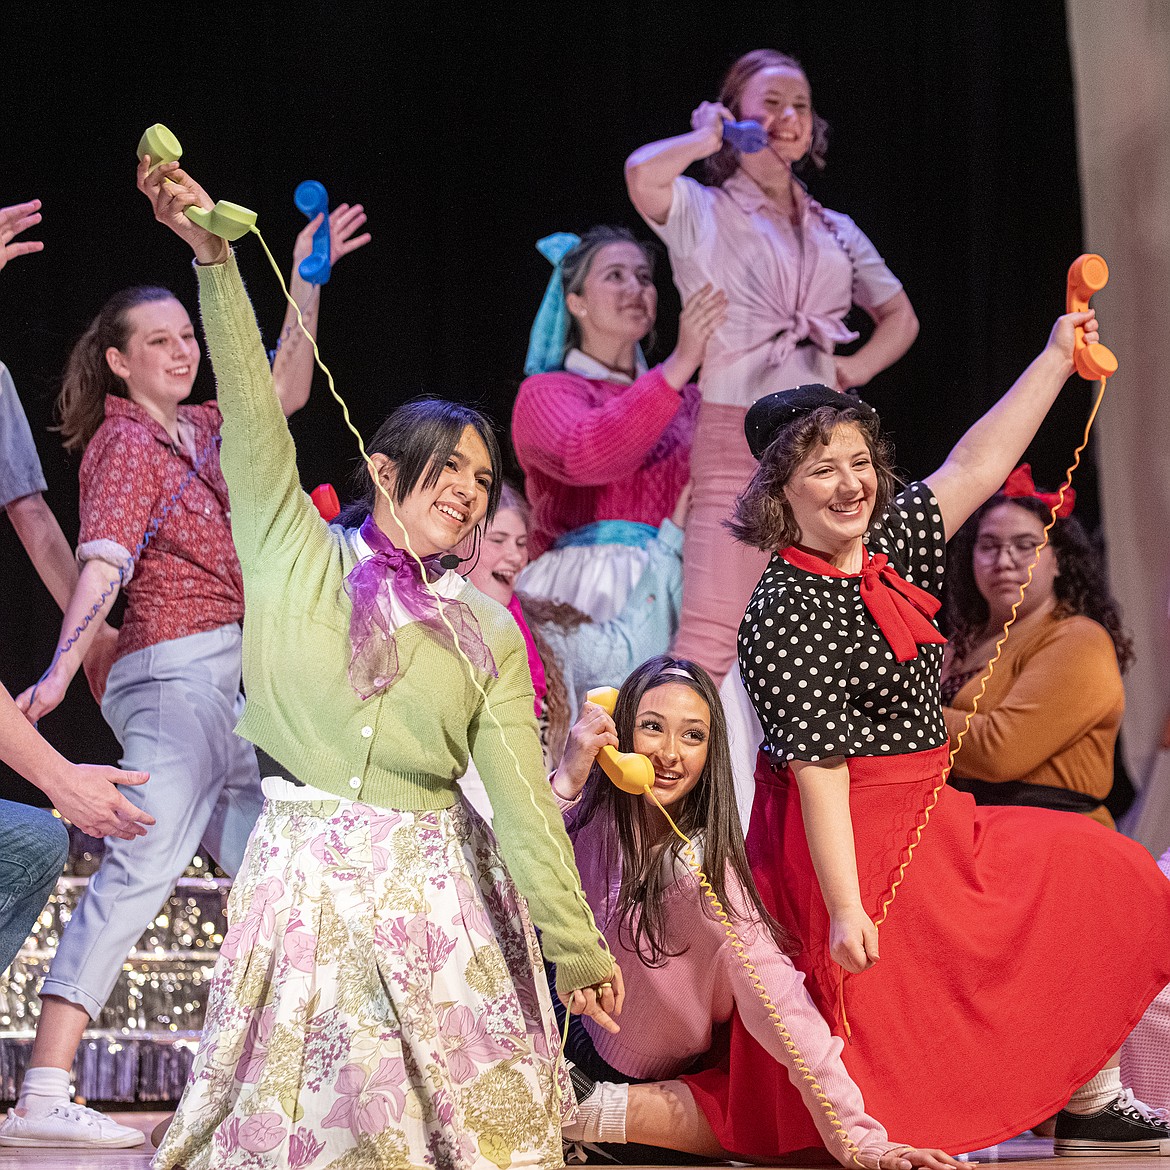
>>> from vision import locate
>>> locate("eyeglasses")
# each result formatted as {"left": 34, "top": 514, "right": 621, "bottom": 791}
{"left": 973, "top": 538, "right": 1049, "bottom": 564}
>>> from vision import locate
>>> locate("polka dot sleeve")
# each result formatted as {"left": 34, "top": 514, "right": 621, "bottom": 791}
{"left": 740, "top": 582, "right": 859, "bottom": 761}
{"left": 868, "top": 481, "right": 948, "bottom": 598}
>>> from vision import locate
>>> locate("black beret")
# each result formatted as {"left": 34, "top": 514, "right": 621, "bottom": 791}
{"left": 744, "top": 384, "right": 879, "bottom": 459}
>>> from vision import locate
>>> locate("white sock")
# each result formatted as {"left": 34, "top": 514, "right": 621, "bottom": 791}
{"left": 16, "top": 1066, "right": 71, "bottom": 1117}
{"left": 1066, "top": 1066, "right": 1123, "bottom": 1115}
{"left": 562, "top": 1080, "right": 628, "bottom": 1143}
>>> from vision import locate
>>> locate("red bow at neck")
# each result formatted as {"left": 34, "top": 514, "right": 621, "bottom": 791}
{"left": 781, "top": 544, "right": 948, "bottom": 663}
{"left": 1002, "top": 463, "right": 1075, "bottom": 518}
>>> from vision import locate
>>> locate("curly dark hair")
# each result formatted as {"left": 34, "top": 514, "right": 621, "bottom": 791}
{"left": 943, "top": 495, "right": 1134, "bottom": 672}
{"left": 572, "top": 656, "right": 794, "bottom": 966}
{"left": 727, "top": 406, "right": 897, "bottom": 551}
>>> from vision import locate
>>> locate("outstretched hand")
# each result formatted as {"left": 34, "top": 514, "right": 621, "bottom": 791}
{"left": 136, "top": 156, "right": 228, "bottom": 265}
{"left": 293, "top": 203, "right": 371, "bottom": 271}
{"left": 0, "top": 199, "right": 44, "bottom": 273}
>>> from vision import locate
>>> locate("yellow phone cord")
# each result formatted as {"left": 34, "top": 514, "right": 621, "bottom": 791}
{"left": 870, "top": 376, "right": 1109, "bottom": 939}
{"left": 250, "top": 224, "right": 1100, "bottom": 1165}
{"left": 254, "top": 230, "right": 876, "bottom": 1163}
{"left": 248, "top": 227, "right": 614, "bottom": 1126}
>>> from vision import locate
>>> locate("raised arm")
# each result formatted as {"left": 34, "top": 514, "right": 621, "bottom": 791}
{"left": 271, "top": 202, "right": 370, "bottom": 417}
{"left": 790, "top": 757, "right": 879, "bottom": 974}
{"left": 625, "top": 102, "right": 731, "bottom": 225}
{"left": 136, "top": 156, "right": 332, "bottom": 577}
{"left": 925, "top": 311, "right": 1095, "bottom": 540}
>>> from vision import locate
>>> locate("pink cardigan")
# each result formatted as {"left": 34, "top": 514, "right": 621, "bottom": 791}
{"left": 557, "top": 785, "right": 895, "bottom": 1161}
{"left": 511, "top": 364, "right": 698, "bottom": 558}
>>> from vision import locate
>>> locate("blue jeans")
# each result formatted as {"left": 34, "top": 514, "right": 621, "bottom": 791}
{"left": 0, "top": 800, "right": 69, "bottom": 973}
{"left": 41, "top": 625, "right": 263, "bottom": 1018}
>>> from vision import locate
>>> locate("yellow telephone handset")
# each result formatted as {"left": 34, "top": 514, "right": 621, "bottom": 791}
{"left": 586, "top": 686, "right": 655, "bottom": 795}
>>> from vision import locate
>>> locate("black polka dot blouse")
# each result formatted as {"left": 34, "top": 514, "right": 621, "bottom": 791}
{"left": 739, "top": 481, "right": 949, "bottom": 764}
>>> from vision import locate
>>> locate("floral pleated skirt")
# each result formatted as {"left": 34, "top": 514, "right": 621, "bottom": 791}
{"left": 154, "top": 795, "right": 573, "bottom": 1170}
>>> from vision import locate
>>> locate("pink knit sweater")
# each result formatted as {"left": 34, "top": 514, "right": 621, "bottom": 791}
{"left": 511, "top": 365, "right": 698, "bottom": 558}
{"left": 557, "top": 786, "right": 895, "bottom": 1161}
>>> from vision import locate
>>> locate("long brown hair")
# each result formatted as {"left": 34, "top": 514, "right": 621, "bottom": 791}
{"left": 944, "top": 495, "right": 1135, "bottom": 672}
{"left": 705, "top": 49, "right": 831, "bottom": 187}
{"left": 56, "top": 286, "right": 178, "bottom": 453}
{"left": 728, "top": 408, "right": 897, "bottom": 551}
{"left": 573, "top": 656, "right": 793, "bottom": 966}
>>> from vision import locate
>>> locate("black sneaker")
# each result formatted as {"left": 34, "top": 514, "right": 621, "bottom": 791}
{"left": 1054, "top": 1090, "right": 1170, "bottom": 1157}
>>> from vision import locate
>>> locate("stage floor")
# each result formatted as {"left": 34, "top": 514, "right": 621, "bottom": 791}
{"left": 0, "top": 1123, "right": 1162, "bottom": 1170}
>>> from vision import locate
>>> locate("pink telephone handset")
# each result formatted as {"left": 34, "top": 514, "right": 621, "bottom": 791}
{"left": 586, "top": 686, "right": 655, "bottom": 795}
{"left": 1066, "top": 254, "right": 1118, "bottom": 380}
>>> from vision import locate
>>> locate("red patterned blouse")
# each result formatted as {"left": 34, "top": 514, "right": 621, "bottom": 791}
{"left": 77, "top": 395, "right": 243, "bottom": 662}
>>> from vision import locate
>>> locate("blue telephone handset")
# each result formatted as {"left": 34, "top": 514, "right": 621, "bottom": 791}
{"left": 722, "top": 120, "right": 769, "bottom": 154}
{"left": 294, "top": 180, "right": 332, "bottom": 285}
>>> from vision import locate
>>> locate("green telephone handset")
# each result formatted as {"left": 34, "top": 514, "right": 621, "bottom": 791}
{"left": 586, "top": 686, "right": 655, "bottom": 795}
{"left": 137, "top": 124, "right": 258, "bottom": 242}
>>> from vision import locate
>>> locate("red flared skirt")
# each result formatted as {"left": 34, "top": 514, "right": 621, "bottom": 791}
{"left": 685, "top": 745, "right": 1170, "bottom": 1157}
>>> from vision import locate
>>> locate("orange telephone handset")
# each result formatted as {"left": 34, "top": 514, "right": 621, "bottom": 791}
{"left": 586, "top": 686, "right": 655, "bottom": 795}
{"left": 1067, "top": 254, "right": 1118, "bottom": 380}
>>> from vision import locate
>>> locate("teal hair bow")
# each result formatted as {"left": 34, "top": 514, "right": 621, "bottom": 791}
{"left": 524, "top": 232, "right": 580, "bottom": 376}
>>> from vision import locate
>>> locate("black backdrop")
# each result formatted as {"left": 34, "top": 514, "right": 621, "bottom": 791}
{"left": 0, "top": 0, "right": 1089, "bottom": 802}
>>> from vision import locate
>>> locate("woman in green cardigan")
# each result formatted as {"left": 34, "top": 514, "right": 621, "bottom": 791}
{"left": 137, "top": 156, "right": 621, "bottom": 1170}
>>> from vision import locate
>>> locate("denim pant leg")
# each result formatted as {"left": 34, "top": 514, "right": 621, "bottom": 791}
{"left": 40, "top": 626, "right": 260, "bottom": 1018}
{"left": 0, "top": 800, "right": 69, "bottom": 974}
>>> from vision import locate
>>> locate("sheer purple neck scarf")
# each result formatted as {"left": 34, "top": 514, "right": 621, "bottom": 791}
{"left": 343, "top": 515, "right": 496, "bottom": 699}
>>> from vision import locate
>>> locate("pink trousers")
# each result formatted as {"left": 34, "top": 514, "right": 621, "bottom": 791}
{"left": 672, "top": 402, "right": 769, "bottom": 683}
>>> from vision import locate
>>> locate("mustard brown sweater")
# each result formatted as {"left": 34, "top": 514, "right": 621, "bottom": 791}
{"left": 944, "top": 612, "right": 1123, "bottom": 828}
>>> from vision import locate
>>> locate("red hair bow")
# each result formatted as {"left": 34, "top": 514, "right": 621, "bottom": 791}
{"left": 1002, "top": 464, "right": 1075, "bottom": 518}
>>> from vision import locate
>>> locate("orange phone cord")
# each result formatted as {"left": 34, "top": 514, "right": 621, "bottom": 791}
{"left": 870, "top": 377, "right": 1108, "bottom": 941}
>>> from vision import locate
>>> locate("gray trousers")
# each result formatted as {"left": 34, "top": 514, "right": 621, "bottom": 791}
{"left": 41, "top": 625, "right": 262, "bottom": 1018}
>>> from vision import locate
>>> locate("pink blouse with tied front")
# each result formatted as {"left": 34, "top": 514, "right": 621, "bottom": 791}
{"left": 644, "top": 171, "right": 904, "bottom": 406}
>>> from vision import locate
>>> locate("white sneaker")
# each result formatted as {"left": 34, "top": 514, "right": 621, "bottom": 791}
{"left": 0, "top": 1102, "right": 146, "bottom": 1148}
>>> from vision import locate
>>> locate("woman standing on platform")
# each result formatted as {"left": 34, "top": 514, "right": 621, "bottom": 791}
{"left": 626, "top": 49, "right": 918, "bottom": 684}
{"left": 0, "top": 206, "right": 370, "bottom": 1152}
{"left": 700, "top": 314, "right": 1170, "bottom": 1158}
{"left": 940, "top": 467, "right": 1131, "bottom": 828}
{"left": 136, "top": 155, "right": 621, "bottom": 1170}
{"left": 512, "top": 226, "right": 724, "bottom": 625}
